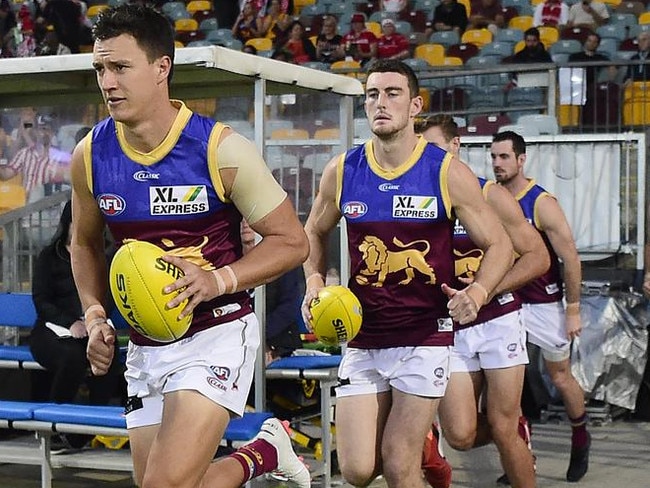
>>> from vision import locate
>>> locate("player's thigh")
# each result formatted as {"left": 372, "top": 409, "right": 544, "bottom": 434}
{"left": 484, "top": 365, "right": 525, "bottom": 429}
{"left": 145, "top": 390, "right": 230, "bottom": 486}
{"left": 439, "top": 370, "right": 483, "bottom": 441}
{"left": 336, "top": 391, "right": 391, "bottom": 476}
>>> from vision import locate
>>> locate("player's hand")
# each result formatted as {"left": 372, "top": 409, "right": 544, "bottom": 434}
{"left": 442, "top": 283, "right": 480, "bottom": 325}
{"left": 565, "top": 312, "right": 582, "bottom": 341}
{"left": 162, "top": 255, "right": 216, "bottom": 319}
{"left": 301, "top": 287, "right": 321, "bottom": 332}
{"left": 69, "top": 319, "right": 87, "bottom": 339}
{"left": 86, "top": 321, "right": 115, "bottom": 376}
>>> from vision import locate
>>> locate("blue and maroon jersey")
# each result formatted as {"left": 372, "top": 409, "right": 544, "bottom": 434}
{"left": 516, "top": 179, "right": 563, "bottom": 304}
{"left": 88, "top": 102, "right": 251, "bottom": 346}
{"left": 338, "top": 137, "right": 455, "bottom": 348}
{"left": 452, "top": 178, "right": 521, "bottom": 330}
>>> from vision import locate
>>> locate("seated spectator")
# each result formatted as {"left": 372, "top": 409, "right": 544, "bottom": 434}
{"left": 567, "top": 0, "right": 608, "bottom": 31}
{"left": 506, "top": 26, "right": 553, "bottom": 63}
{"left": 278, "top": 20, "right": 316, "bottom": 64}
{"left": 341, "top": 13, "right": 378, "bottom": 66}
{"left": 468, "top": 0, "right": 505, "bottom": 34}
{"left": 377, "top": 18, "right": 410, "bottom": 60}
{"left": 37, "top": 26, "right": 71, "bottom": 55}
{"left": 380, "top": 0, "right": 408, "bottom": 14}
{"left": 0, "top": 0, "right": 17, "bottom": 47}
{"left": 315, "top": 14, "right": 344, "bottom": 64}
{"left": 625, "top": 31, "right": 650, "bottom": 84}
{"left": 426, "top": 0, "right": 469, "bottom": 37}
{"left": 232, "top": 1, "right": 262, "bottom": 43}
{"left": 29, "top": 201, "right": 122, "bottom": 405}
{"left": 533, "top": 0, "right": 569, "bottom": 28}
{"left": 568, "top": 32, "right": 616, "bottom": 85}
{"left": 256, "top": 0, "right": 290, "bottom": 41}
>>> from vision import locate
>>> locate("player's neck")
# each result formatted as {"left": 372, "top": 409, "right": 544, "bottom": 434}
{"left": 371, "top": 131, "right": 419, "bottom": 170}
{"left": 120, "top": 101, "right": 180, "bottom": 153}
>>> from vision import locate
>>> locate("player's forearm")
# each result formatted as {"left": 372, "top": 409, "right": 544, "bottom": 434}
{"left": 474, "top": 240, "right": 514, "bottom": 299}
{"left": 491, "top": 250, "right": 549, "bottom": 298}
{"left": 563, "top": 255, "right": 583, "bottom": 304}
{"left": 71, "top": 244, "right": 109, "bottom": 314}
{"left": 303, "top": 232, "right": 328, "bottom": 289}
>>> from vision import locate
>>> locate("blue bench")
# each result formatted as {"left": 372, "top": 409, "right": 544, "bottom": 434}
{"left": 0, "top": 400, "right": 273, "bottom": 488}
{"left": 266, "top": 354, "right": 341, "bottom": 488}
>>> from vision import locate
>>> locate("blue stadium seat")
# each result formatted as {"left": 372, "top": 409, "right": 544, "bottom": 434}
{"left": 549, "top": 39, "right": 582, "bottom": 56}
{"left": 480, "top": 41, "right": 513, "bottom": 58}
{"left": 494, "top": 28, "right": 524, "bottom": 45}
{"left": 429, "top": 30, "right": 460, "bottom": 48}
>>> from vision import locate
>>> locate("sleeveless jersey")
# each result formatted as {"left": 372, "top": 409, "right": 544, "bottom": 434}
{"left": 516, "top": 179, "right": 563, "bottom": 303}
{"left": 89, "top": 102, "right": 251, "bottom": 346}
{"left": 339, "top": 137, "right": 455, "bottom": 348}
{"left": 452, "top": 178, "right": 521, "bottom": 330}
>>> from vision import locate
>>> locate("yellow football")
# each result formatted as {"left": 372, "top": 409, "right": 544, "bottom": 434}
{"left": 109, "top": 240, "right": 192, "bottom": 342}
{"left": 309, "top": 286, "right": 363, "bottom": 346}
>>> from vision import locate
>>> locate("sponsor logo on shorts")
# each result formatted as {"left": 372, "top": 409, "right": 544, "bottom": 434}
{"left": 149, "top": 185, "right": 209, "bottom": 215}
{"left": 210, "top": 366, "right": 230, "bottom": 381}
{"left": 97, "top": 193, "right": 126, "bottom": 216}
{"left": 378, "top": 183, "right": 400, "bottom": 192}
{"left": 545, "top": 283, "right": 560, "bottom": 294}
{"left": 507, "top": 342, "right": 519, "bottom": 358}
{"left": 434, "top": 367, "right": 445, "bottom": 379}
{"left": 392, "top": 195, "right": 438, "bottom": 219}
{"left": 342, "top": 201, "right": 367, "bottom": 218}
{"left": 133, "top": 170, "right": 160, "bottom": 182}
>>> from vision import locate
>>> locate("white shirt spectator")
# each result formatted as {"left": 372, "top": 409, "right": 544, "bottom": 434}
{"left": 568, "top": 0, "right": 609, "bottom": 30}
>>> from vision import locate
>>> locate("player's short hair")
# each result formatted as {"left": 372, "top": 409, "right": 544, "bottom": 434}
{"left": 492, "top": 130, "right": 526, "bottom": 158}
{"left": 414, "top": 113, "right": 458, "bottom": 141}
{"left": 93, "top": 4, "right": 175, "bottom": 84}
{"left": 365, "top": 59, "right": 420, "bottom": 98}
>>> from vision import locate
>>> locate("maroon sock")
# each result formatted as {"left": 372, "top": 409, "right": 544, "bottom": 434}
{"left": 570, "top": 413, "right": 589, "bottom": 448}
{"left": 229, "top": 439, "right": 278, "bottom": 481}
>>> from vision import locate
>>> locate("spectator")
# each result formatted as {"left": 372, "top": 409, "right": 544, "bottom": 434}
{"left": 29, "top": 200, "right": 122, "bottom": 404}
{"left": 468, "top": 0, "right": 505, "bottom": 34}
{"left": 568, "top": 32, "right": 616, "bottom": 86}
{"left": 232, "top": 1, "right": 262, "bottom": 43}
{"left": 0, "top": 0, "right": 17, "bottom": 47}
{"left": 37, "top": 26, "right": 71, "bottom": 55}
{"left": 39, "top": 0, "right": 89, "bottom": 53}
{"left": 315, "top": 14, "right": 344, "bottom": 64}
{"left": 0, "top": 114, "right": 69, "bottom": 200}
{"left": 279, "top": 20, "right": 316, "bottom": 64}
{"left": 214, "top": 0, "right": 241, "bottom": 30}
{"left": 625, "top": 31, "right": 650, "bottom": 84}
{"left": 256, "top": 0, "right": 290, "bottom": 40}
{"left": 507, "top": 26, "right": 553, "bottom": 63}
{"left": 567, "top": 0, "right": 608, "bottom": 31}
{"left": 270, "top": 46, "right": 292, "bottom": 62}
{"left": 427, "top": 0, "right": 468, "bottom": 37}
{"left": 533, "top": 0, "right": 569, "bottom": 28}
{"left": 341, "top": 13, "right": 378, "bottom": 65}
{"left": 377, "top": 18, "right": 409, "bottom": 60}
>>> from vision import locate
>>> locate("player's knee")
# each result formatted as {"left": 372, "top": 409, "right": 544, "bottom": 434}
{"left": 443, "top": 427, "right": 475, "bottom": 451}
{"left": 339, "top": 464, "right": 377, "bottom": 487}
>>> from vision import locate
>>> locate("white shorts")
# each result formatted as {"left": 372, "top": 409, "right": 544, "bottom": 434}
{"left": 451, "top": 310, "right": 529, "bottom": 373}
{"left": 124, "top": 313, "right": 260, "bottom": 429}
{"left": 336, "top": 346, "right": 451, "bottom": 399}
{"left": 522, "top": 302, "right": 571, "bottom": 362}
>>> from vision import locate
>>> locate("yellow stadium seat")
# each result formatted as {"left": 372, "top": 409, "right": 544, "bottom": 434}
{"left": 538, "top": 26, "right": 559, "bottom": 48}
{"left": 246, "top": 37, "right": 273, "bottom": 52}
{"left": 293, "top": 0, "right": 315, "bottom": 14}
{"left": 441, "top": 56, "right": 463, "bottom": 66}
{"left": 175, "top": 40, "right": 185, "bottom": 48}
{"left": 558, "top": 104, "right": 580, "bottom": 127}
{"left": 514, "top": 39, "right": 525, "bottom": 53}
{"left": 639, "top": 11, "right": 650, "bottom": 24}
{"left": 186, "top": 0, "right": 212, "bottom": 13}
{"left": 174, "top": 18, "right": 199, "bottom": 32}
{"left": 509, "top": 16, "right": 534, "bottom": 31}
{"left": 0, "top": 182, "right": 26, "bottom": 214}
{"left": 461, "top": 28, "right": 493, "bottom": 48}
{"left": 414, "top": 43, "right": 446, "bottom": 66}
{"left": 601, "top": 0, "right": 621, "bottom": 6}
{"left": 623, "top": 82, "right": 650, "bottom": 125}
{"left": 530, "top": 0, "right": 544, "bottom": 5}
{"left": 87, "top": 4, "right": 109, "bottom": 17}
{"left": 366, "top": 21, "right": 382, "bottom": 37}
{"left": 270, "top": 128, "right": 310, "bottom": 140}
{"left": 458, "top": 0, "right": 471, "bottom": 16}
{"left": 313, "top": 128, "right": 340, "bottom": 139}
{"left": 331, "top": 59, "right": 362, "bottom": 78}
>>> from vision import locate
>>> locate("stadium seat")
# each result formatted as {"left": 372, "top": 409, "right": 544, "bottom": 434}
{"left": 558, "top": 104, "right": 580, "bottom": 128}
{"left": 582, "top": 82, "right": 621, "bottom": 127}
{"left": 538, "top": 26, "right": 559, "bottom": 48}
{"left": 623, "top": 81, "right": 650, "bottom": 125}
{"left": 468, "top": 86, "right": 506, "bottom": 109}
{"left": 293, "top": 0, "right": 316, "bottom": 14}
{"left": 601, "top": 0, "right": 622, "bottom": 7}
{"left": 407, "top": 32, "right": 429, "bottom": 46}
{"left": 162, "top": 1, "right": 188, "bottom": 18}
{"left": 193, "top": 9, "right": 215, "bottom": 25}
{"left": 549, "top": 39, "right": 582, "bottom": 56}
{"left": 430, "top": 87, "right": 467, "bottom": 111}
{"left": 369, "top": 11, "right": 398, "bottom": 23}
{"left": 199, "top": 17, "right": 219, "bottom": 32}
{"left": 442, "top": 56, "right": 464, "bottom": 66}
{"left": 246, "top": 37, "right": 273, "bottom": 51}
{"left": 598, "top": 37, "right": 619, "bottom": 58}
{"left": 394, "top": 20, "right": 413, "bottom": 35}
{"left": 463, "top": 114, "right": 512, "bottom": 135}
{"left": 500, "top": 6, "right": 520, "bottom": 24}
{"left": 480, "top": 41, "right": 513, "bottom": 58}
{"left": 615, "top": 1, "right": 645, "bottom": 16}
{"left": 516, "top": 114, "right": 559, "bottom": 134}
{"left": 503, "top": 0, "right": 535, "bottom": 15}
{"left": 366, "top": 21, "right": 382, "bottom": 37}
{"left": 186, "top": 0, "right": 211, "bottom": 13}
{"left": 0, "top": 182, "right": 26, "bottom": 214}
{"left": 627, "top": 23, "right": 650, "bottom": 39}
{"left": 175, "top": 18, "right": 199, "bottom": 32}
{"left": 403, "top": 57, "right": 432, "bottom": 71}
{"left": 414, "top": 43, "right": 446, "bottom": 66}
{"left": 176, "top": 30, "right": 205, "bottom": 45}
{"left": 186, "top": 39, "right": 212, "bottom": 47}
{"left": 301, "top": 61, "right": 331, "bottom": 71}
{"left": 429, "top": 30, "right": 461, "bottom": 48}
{"left": 509, "top": 16, "right": 534, "bottom": 31}
{"left": 87, "top": 4, "right": 108, "bottom": 18}
{"left": 313, "top": 128, "right": 340, "bottom": 140}
{"left": 221, "top": 38, "right": 243, "bottom": 50}
{"left": 461, "top": 29, "right": 493, "bottom": 48}
{"left": 447, "top": 43, "right": 480, "bottom": 62}
{"left": 494, "top": 28, "right": 524, "bottom": 45}
{"left": 330, "top": 59, "right": 362, "bottom": 78}
{"left": 401, "top": 9, "right": 428, "bottom": 32}
{"left": 270, "top": 128, "right": 309, "bottom": 140}
{"left": 609, "top": 12, "right": 639, "bottom": 28}
{"left": 560, "top": 26, "right": 593, "bottom": 43}
{"left": 414, "top": 0, "right": 438, "bottom": 16}
{"left": 465, "top": 54, "right": 502, "bottom": 68}
{"left": 507, "top": 87, "right": 545, "bottom": 119}
{"left": 639, "top": 12, "right": 650, "bottom": 25}
{"left": 597, "top": 24, "right": 628, "bottom": 42}
{"left": 497, "top": 123, "right": 540, "bottom": 136}
{"left": 206, "top": 28, "right": 234, "bottom": 45}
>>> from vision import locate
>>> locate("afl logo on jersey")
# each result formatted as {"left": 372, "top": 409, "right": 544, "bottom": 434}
{"left": 97, "top": 194, "right": 126, "bottom": 216}
{"left": 342, "top": 201, "right": 367, "bottom": 219}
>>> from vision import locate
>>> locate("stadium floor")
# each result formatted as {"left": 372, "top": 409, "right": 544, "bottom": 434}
{"left": 0, "top": 418, "right": 648, "bottom": 487}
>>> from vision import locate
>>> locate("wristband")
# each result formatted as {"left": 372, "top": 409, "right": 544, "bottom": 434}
{"left": 86, "top": 317, "right": 107, "bottom": 332}
{"left": 306, "top": 273, "right": 325, "bottom": 285}
{"left": 470, "top": 281, "right": 489, "bottom": 306}
{"left": 212, "top": 269, "right": 226, "bottom": 296}
{"left": 84, "top": 304, "right": 106, "bottom": 322}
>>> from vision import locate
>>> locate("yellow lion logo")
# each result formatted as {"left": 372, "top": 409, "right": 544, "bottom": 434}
{"left": 356, "top": 235, "right": 436, "bottom": 287}
{"left": 453, "top": 248, "right": 483, "bottom": 278}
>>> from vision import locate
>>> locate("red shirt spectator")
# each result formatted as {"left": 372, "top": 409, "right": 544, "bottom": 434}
{"left": 377, "top": 18, "right": 409, "bottom": 60}
{"left": 341, "top": 13, "right": 377, "bottom": 64}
